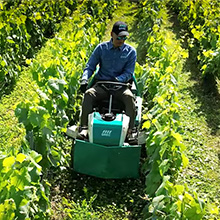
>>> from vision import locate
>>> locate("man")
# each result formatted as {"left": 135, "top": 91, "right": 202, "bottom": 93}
{"left": 78, "top": 21, "right": 136, "bottom": 140}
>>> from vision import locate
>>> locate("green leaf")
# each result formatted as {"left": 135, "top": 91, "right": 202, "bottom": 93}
{"left": 16, "top": 153, "right": 26, "bottom": 163}
{"left": 61, "top": 91, "right": 69, "bottom": 103}
{"left": 181, "top": 153, "right": 189, "bottom": 168}
{"left": 152, "top": 118, "right": 161, "bottom": 130}
{"left": 208, "top": 203, "right": 219, "bottom": 215}
{"left": 146, "top": 166, "right": 162, "bottom": 196}
{"left": 48, "top": 79, "right": 60, "bottom": 92}
{"left": 29, "top": 167, "right": 41, "bottom": 183}
{"left": 142, "top": 120, "right": 151, "bottom": 129}
{"left": 1, "top": 60, "right": 6, "bottom": 67}
{"left": 171, "top": 130, "right": 183, "bottom": 143}
{"left": 152, "top": 195, "right": 165, "bottom": 206}
{"left": 29, "top": 111, "right": 42, "bottom": 127}
{"left": 11, "top": 167, "right": 31, "bottom": 190}
{"left": 61, "top": 115, "right": 69, "bottom": 126}
{"left": 159, "top": 159, "right": 170, "bottom": 176}
{"left": 80, "top": 50, "right": 86, "bottom": 60}
{"left": 3, "top": 156, "right": 15, "bottom": 168}
{"left": 29, "top": 106, "right": 47, "bottom": 127}
{"left": 15, "top": 105, "right": 29, "bottom": 125}
{"left": 48, "top": 78, "right": 66, "bottom": 94}
{"left": 19, "top": 15, "right": 27, "bottom": 24}
{"left": 7, "top": 36, "right": 15, "bottom": 44}
{"left": 19, "top": 198, "right": 29, "bottom": 217}
{"left": 173, "top": 185, "right": 185, "bottom": 196}
{"left": 29, "top": 151, "right": 42, "bottom": 164}
{"left": 37, "top": 89, "right": 49, "bottom": 100}
{"left": 35, "top": 12, "right": 42, "bottom": 20}
{"left": 0, "top": 199, "right": 16, "bottom": 220}
{"left": 149, "top": 195, "right": 165, "bottom": 213}
{"left": 191, "top": 28, "right": 203, "bottom": 40}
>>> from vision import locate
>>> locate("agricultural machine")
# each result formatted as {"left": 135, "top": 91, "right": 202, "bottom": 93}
{"left": 67, "top": 77, "right": 144, "bottom": 179}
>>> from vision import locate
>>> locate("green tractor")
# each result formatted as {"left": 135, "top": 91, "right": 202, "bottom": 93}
{"left": 67, "top": 78, "right": 144, "bottom": 179}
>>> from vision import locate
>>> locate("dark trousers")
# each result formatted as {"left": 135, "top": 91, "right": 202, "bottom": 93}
{"left": 80, "top": 83, "right": 135, "bottom": 129}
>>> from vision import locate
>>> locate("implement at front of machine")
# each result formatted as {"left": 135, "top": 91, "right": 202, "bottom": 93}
{"left": 67, "top": 80, "right": 144, "bottom": 179}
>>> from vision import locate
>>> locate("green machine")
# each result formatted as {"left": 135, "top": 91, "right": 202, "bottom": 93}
{"left": 67, "top": 79, "right": 143, "bottom": 179}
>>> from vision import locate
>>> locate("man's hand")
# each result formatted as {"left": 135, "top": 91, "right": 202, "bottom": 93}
{"left": 80, "top": 80, "right": 88, "bottom": 93}
{"left": 114, "top": 77, "right": 131, "bottom": 89}
{"left": 126, "top": 82, "right": 132, "bottom": 89}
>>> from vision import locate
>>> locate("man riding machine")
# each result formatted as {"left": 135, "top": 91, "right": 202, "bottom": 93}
{"left": 68, "top": 22, "right": 143, "bottom": 179}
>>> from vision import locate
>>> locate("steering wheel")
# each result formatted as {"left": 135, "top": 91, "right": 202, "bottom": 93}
{"left": 96, "top": 81, "right": 128, "bottom": 94}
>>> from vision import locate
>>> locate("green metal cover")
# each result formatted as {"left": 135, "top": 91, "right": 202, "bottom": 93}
{"left": 73, "top": 140, "right": 141, "bottom": 179}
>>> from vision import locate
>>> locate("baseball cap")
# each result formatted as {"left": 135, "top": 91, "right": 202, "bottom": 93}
{"left": 112, "top": 21, "right": 129, "bottom": 36}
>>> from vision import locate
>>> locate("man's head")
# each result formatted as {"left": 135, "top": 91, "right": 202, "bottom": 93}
{"left": 111, "top": 21, "right": 129, "bottom": 48}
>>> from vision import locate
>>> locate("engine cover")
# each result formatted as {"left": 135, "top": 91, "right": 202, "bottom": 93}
{"left": 88, "top": 112, "right": 129, "bottom": 146}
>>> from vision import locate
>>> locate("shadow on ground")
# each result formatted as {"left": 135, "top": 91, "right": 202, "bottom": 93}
{"left": 49, "top": 164, "right": 146, "bottom": 219}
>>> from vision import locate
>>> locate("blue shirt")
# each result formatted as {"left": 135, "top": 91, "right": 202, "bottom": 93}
{"left": 82, "top": 39, "right": 137, "bottom": 83}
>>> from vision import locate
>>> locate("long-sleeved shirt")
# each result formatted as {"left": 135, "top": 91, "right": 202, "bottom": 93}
{"left": 82, "top": 39, "right": 137, "bottom": 83}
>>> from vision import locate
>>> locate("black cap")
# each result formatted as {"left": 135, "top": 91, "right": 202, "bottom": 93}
{"left": 112, "top": 21, "right": 129, "bottom": 36}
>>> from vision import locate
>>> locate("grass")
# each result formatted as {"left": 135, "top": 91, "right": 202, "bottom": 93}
{"left": 167, "top": 11, "right": 220, "bottom": 217}
{"left": 177, "top": 60, "right": 220, "bottom": 215}
{"left": 168, "top": 11, "right": 220, "bottom": 216}
{"left": 49, "top": 169, "right": 146, "bottom": 219}
{"left": 0, "top": 67, "right": 37, "bottom": 151}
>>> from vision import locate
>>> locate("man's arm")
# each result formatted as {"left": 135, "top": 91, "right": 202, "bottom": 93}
{"left": 115, "top": 49, "right": 137, "bottom": 83}
{"left": 81, "top": 45, "right": 101, "bottom": 82}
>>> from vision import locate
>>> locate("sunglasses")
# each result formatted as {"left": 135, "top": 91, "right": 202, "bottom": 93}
{"left": 116, "top": 36, "right": 127, "bottom": 40}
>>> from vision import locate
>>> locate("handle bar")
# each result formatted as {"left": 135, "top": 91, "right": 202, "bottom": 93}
{"left": 96, "top": 81, "right": 129, "bottom": 92}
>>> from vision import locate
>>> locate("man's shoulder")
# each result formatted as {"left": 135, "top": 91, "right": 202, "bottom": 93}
{"left": 97, "top": 41, "right": 110, "bottom": 48}
{"left": 123, "top": 43, "right": 136, "bottom": 54}
{"left": 94, "top": 41, "right": 111, "bottom": 52}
